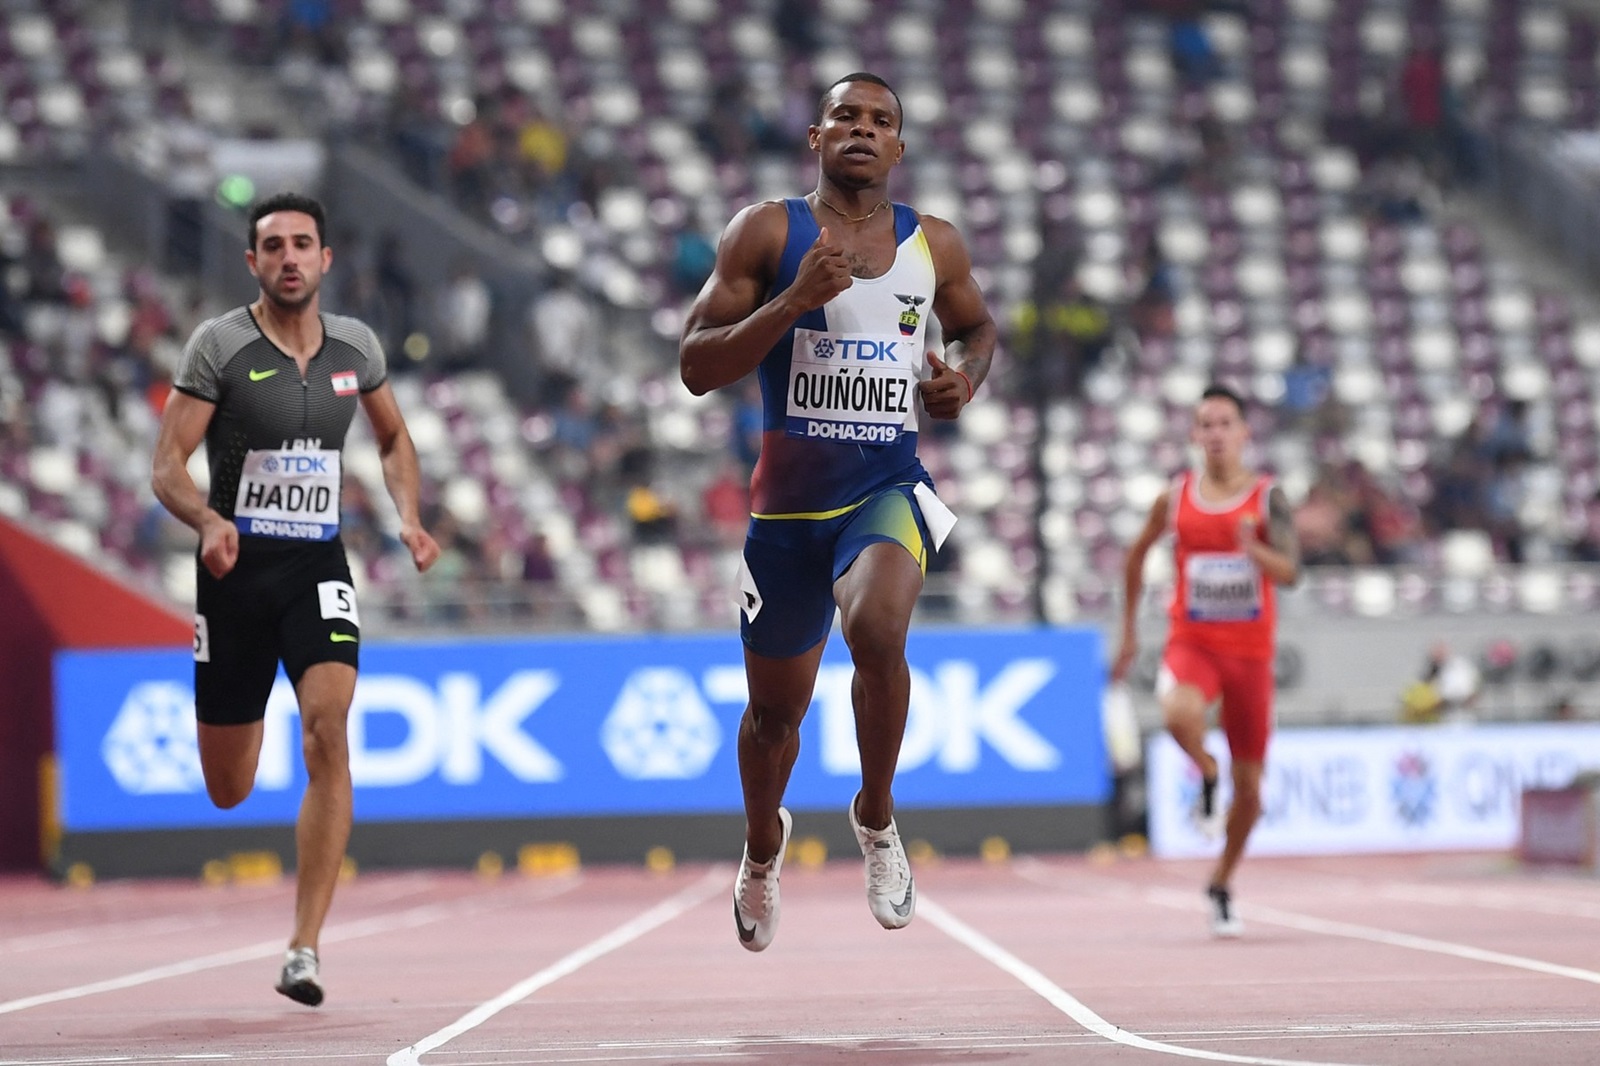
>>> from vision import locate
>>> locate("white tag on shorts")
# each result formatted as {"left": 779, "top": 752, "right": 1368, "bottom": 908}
{"left": 193, "top": 615, "right": 210, "bottom": 663}
{"left": 317, "top": 580, "right": 360, "bottom": 625}
{"left": 735, "top": 554, "right": 763, "bottom": 623}
{"left": 913, "top": 482, "right": 958, "bottom": 551}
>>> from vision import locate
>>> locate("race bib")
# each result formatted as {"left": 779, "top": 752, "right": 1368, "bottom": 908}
{"left": 234, "top": 448, "right": 340, "bottom": 541}
{"left": 785, "top": 329, "right": 917, "bottom": 444}
{"left": 1184, "top": 552, "right": 1261, "bottom": 622}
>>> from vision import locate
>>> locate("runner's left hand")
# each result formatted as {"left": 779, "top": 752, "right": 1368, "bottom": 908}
{"left": 401, "top": 525, "right": 441, "bottom": 573}
{"left": 919, "top": 352, "right": 968, "bottom": 420}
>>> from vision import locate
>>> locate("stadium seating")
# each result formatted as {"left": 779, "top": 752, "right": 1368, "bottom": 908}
{"left": 6, "top": 0, "right": 1600, "bottom": 634}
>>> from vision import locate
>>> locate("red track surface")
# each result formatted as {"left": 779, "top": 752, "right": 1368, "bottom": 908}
{"left": 3, "top": 851, "right": 1598, "bottom": 1064}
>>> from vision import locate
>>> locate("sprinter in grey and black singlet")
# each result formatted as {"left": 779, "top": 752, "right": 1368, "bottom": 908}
{"left": 151, "top": 192, "right": 438, "bottom": 1008}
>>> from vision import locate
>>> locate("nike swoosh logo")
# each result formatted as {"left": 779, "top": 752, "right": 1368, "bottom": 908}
{"left": 329, "top": 632, "right": 358, "bottom": 643}
{"left": 890, "top": 878, "right": 914, "bottom": 918}
{"left": 733, "top": 900, "right": 758, "bottom": 943}
{"left": 249, "top": 368, "right": 279, "bottom": 381}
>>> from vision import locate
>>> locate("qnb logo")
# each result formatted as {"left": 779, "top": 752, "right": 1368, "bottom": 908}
{"left": 101, "top": 681, "right": 205, "bottom": 794}
{"left": 1391, "top": 750, "right": 1436, "bottom": 827}
{"left": 602, "top": 668, "right": 722, "bottom": 780}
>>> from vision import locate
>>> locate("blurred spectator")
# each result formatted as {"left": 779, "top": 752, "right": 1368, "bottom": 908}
{"left": 624, "top": 445, "right": 680, "bottom": 547}
{"left": 1344, "top": 461, "right": 1425, "bottom": 564}
{"left": 21, "top": 215, "right": 68, "bottom": 303}
{"left": 669, "top": 224, "right": 717, "bottom": 299}
{"left": 1129, "top": 239, "right": 1177, "bottom": 339}
{"left": 1294, "top": 480, "right": 1363, "bottom": 566}
{"left": 1278, "top": 345, "right": 1336, "bottom": 433}
{"left": 528, "top": 273, "right": 603, "bottom": 398}
{"left": 520, "top": 532, "right": 562, "bottom": 621}
{"left": 447, "top": 103, "right": 498, "bottom": 215}
{"left": 729, "top": 375, "right": 764, "bottom": 473}
{"left": 1169, "top": 17, "right": 1220, "bottom": 87}
{"left": 435, "top": 261, "right": 492, "bottom": 372}
{"left": 773, "top": 0, "right": 820, "bottom": 58}
{"left": 1010, "top": 275, "right": 1111, "bottom": 398}
{"left": 695, "top": 75, "right": 786, "bottom": 159}
{"left": 1548, "top": 694, "right": 1580, "bottom": 722}
{"left": 1399, "top": 643, "right": 1481, "bottom": 724}
{"left": 375, "top": 232, "right": 417, "bottom": 355}
{"left": 1484, "top": 454, "right": 1528, "bottom": 563}
{"left": 1478, "top": 399, "right": 1534, "bottom": 464}
{"left": 700, "top": 459, "right": 752, "bottom": 549}
{"left": 1360, "top": 157, "right": 1431, "bottom": 224}
{"left": 1427, "top": 446, "right": 1490, "bottom": 535}
{"left": 278, "top": 0, "right": 341, "bottom": 64}
{"left": 1154, "top": 114, "right": 1238, "bottom": 193}
{"left": 512, "top": 98, "right": 570, "bottom": 196}
{"left": 1398, "top": 43, "right": 1446, "bottom": 177}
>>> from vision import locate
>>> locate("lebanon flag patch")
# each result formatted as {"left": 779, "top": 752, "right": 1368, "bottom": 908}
{"left": 330, "top": 371, "right": 359, "bottom": 396}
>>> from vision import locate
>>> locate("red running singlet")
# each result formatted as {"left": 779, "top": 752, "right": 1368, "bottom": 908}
{"left": 1166, "top": 470, "right": 1276, "bottom": 662}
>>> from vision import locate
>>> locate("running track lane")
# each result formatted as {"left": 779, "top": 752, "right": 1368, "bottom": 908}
{"left": 3, "top": 855, "right": 1599, "bottom": 1064}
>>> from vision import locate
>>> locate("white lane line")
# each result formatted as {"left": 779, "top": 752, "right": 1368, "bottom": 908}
{"left": 1142, "top": 886, "right": 1600, "bottom": 985}
{"left": 918, "top": 896, "right": 1370, "bottom": 1066}
{"left": 0, "top": 875, "right": 444, "bottom": 957}
{"left": 0, "top": 1049, "right": 233, "bottom": 1056}
{"left": 387, "top": 868, "right": 728, "bottom": 1066}
{"left": 0, "top": 878, "right": 580, "bottom": 1016}
{"left": 0, "top": 916, "right": 225, "bottom": 956}
{"left": 1378, "top": 883, "right": 1600, "bottom": 921}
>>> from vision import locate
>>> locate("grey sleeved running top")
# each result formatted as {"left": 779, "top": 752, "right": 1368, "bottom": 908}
{"left": 173, "top": 306, "right": 387, "bottom": 544}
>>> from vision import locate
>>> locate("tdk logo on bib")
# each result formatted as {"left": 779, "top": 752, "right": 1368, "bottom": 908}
{"left": 262, "top": 454, "right": 331, "bottom": 474}
{"left": 811, "top": 337, "right": 901, "bottom": 361}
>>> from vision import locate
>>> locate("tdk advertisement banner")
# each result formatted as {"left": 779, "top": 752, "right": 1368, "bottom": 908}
{"left": 56, "top": 629, "right": 1106, "bottom": 831}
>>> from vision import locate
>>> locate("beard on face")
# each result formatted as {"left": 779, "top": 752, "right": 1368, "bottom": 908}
{"left": 264, "top": 271, "right": 317, "bottom": 309}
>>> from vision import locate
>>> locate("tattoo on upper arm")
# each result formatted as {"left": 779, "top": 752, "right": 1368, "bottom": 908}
{"left": 1267, "top": 487, "right": 1299, "bottom": 563}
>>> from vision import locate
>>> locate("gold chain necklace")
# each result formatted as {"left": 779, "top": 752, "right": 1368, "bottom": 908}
{"left": 814, "top": 193, "right": 889, "bottom": 223}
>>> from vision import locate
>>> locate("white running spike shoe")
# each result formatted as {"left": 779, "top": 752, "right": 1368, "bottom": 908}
{"left": 733, "top": 807, "right": 792, "bottom": 952}
{"left": 848, "top": 791, "right": 915, "bottom": 930}
{"left": 1191, "top": 775, "right": 1225, "bottom": 840}
{"left": 1208, "top": 883, "right": 1243, "bottom": 939}
{"left": 275, "top": 946, "right": 324, "bottom": 1006}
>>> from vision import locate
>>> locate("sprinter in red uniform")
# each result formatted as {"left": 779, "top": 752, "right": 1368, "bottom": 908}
{"left": 1113, "top": 384, "right": 1301, "bottom": 937}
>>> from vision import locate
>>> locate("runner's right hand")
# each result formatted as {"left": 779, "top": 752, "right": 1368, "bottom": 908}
{"left": 199, "top": 514, "right": 239, "bottom": 578}
{"left": 787, "top": 227, "right": 852, "bottom": 310}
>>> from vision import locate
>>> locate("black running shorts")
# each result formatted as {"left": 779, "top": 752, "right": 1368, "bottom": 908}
{"left": 193, "top": 539, "right": 361, "bottom": 726}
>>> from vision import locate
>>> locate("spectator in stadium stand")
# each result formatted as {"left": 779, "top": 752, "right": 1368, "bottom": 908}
{"left": 1010, "top": 273, "right": 1112, "bottom": 399}
{"left": 1112, "top": 384, "right": 1302, "bottom": 939}
{"left": 679, "top": 72, "right": 995, "bottom": 952}
{"left": 435, "top": 260, "right": 492, "bottom": 372}
{"left": 149, "top": 193, "right": 439, "bottom": 1008}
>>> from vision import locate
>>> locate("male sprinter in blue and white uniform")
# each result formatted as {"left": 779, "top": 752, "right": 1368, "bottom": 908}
{"left": 152, "top": 193, "right": 439, "bottom": 1004}
{"left": 681, "top": 73, "right": 997, "bottom": 951}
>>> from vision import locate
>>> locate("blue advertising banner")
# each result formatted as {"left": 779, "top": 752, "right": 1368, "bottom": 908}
{"left": 55, "top": 628, "right": 1106, "bottom": 832}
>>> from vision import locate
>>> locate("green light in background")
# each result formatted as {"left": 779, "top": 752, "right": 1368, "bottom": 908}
{"left": 216, "top": 174, "right": 256, "bottom": 208}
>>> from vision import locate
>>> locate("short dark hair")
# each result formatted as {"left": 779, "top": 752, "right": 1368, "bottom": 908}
{"left": 817, "top": 72, "right": 903, "bottom": 132}
{"left": 247, "top": 193, "right": 327, "bottom": 250}
{"left": 1200, "top": 383, "right": 1247, "bottom": 416}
